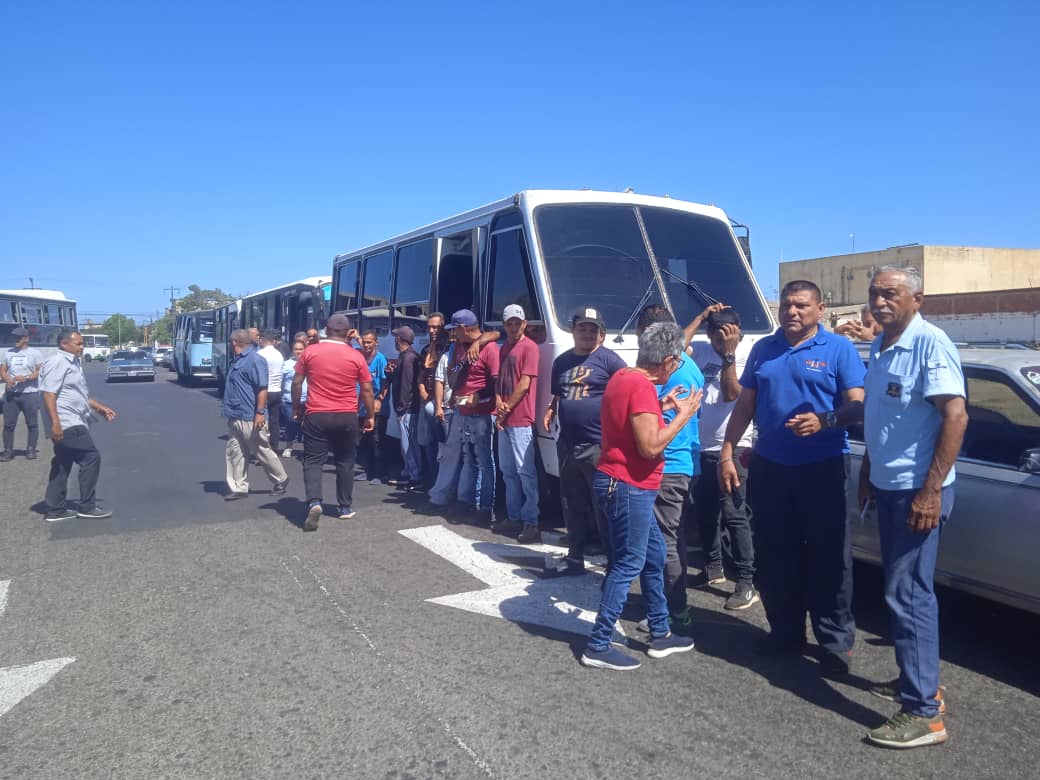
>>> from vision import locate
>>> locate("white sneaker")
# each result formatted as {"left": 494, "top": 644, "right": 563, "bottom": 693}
{"left": 281, "top": 448, "right": 292, "bottom": 458}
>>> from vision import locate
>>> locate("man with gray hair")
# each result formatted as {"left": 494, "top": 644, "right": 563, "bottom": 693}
{"left": 222, "top": 328, "right": 288, "bottom": 500}
{"left": 860, "top": 265, "right": 966, "bottom": 749}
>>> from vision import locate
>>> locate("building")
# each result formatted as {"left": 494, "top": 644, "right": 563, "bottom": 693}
{"left": 921, "top": 288, "right": 1040, "bottom": 345}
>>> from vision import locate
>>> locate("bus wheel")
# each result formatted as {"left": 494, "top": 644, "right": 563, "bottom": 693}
{"left": 84, "top": 354, "right": 92, "bottom": 362}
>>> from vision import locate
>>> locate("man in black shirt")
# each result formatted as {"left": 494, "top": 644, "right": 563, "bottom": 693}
{"left": 388, "top": 325, "right": 422, "bottom": 489}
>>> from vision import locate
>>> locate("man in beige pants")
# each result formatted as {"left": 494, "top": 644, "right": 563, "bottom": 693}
{"left": 222, "top": 329, "right": 288, "bottom": 500}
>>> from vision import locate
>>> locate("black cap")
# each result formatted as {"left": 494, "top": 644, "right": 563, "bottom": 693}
{"left": 571, "top": 307, "right": 606, "bottom": 330}
{"left": 707, "top": 307, "right": 741, "bottom": 330}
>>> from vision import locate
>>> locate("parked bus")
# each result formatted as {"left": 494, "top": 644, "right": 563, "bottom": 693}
{"left": 211, "top": 277, "right": 329, "bottom": 389}
{"left": 0, "top": 289, "right": 78, "bottom": 359}
{"left": 172, "top": 309, "right": 216, "bottom": 384}
{"left": 329, "top": 189, "right": 775, "bottom": 478}
{"left": 81, "top": 333, "right": 111, "bottom": 361}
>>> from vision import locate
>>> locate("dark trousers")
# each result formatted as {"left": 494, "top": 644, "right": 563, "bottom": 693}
{"left": 3, "top": 392, "right": 40, "bottom": 452}
{"left": 693, "top": 449, "right": 756, "bottom": 584}
{"left": 266, "top": 392, "right": 281, "bottom": 449}
{"left": 303, "top": 412, "right": 360, "bottom": 509}
{"left": 45, "top": 425, "right": 101, "bottom": 512}
{"left": 653, "top": 473, "right": 694, "bottom": 615}
{"left": 357, "top": 415, "right": 388, "bottom": 480}
{"left": 558, "top": 440, "right": 610, "bottom": 564}
{"left": 747, "top": 453, "right": 855, "bottom": 656}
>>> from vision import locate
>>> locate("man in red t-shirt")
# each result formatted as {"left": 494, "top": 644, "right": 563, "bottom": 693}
{"left": 492, "top": 304, "right": 541, "bottom": 542}
{"left": 292, "top": 313, "right": 374, "bottom": 531}
{"left": 446, "top": 308, "right": 500, "bottom": 523}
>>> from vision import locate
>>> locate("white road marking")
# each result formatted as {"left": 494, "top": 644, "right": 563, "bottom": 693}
{"left": 0, "top": 580, "right": 76, "bottom": 719}
{"left": 399, "top": 525, "right": 625, "bottom": 642}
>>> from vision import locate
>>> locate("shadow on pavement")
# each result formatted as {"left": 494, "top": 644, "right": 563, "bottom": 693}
{"left": 257, "top": 497, "right": 308, "bottom": 530}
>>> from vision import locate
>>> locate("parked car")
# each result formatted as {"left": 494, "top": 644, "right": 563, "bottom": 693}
{"left": 106, "top": 350, "right": 156, "bottom": 382}
{"left": 153, "top": 347, "right": 171, "bottom": 367}
{"left": 848, "top": 348, "right": 1040, "bottom": 614}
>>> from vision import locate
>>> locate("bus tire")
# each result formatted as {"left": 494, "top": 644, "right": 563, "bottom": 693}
{"left": 84, "top": 354, "right": 92, "bottom": 362}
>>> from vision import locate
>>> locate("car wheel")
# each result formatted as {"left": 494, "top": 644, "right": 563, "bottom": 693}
{"left": 85, "top": 354, "right": 92, "bottom": 362}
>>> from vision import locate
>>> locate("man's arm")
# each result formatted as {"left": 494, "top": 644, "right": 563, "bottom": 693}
{"left": 291, "top": 373, "right": 305, "bottom": 418}
{"left": 434, "top": 378, "right": 445, "bottom": 421}
{"left": 42, "top": 391, "right": 63, "bottom": 442}
{"left": 683, "top": 303, "right": 725, "bottom": 347}
{"left": 543, "top": 394, "right": 560, "bottom": 433}
{"left": 909, "top": 395, "right": 968, "bottom": 532}
{"left": 498, "top": 374, "right": 532, "bottom": 421}
{"left": 718, "top": 387, "right": 757, "bottom": 493}
{"left": 785, "top": 387, "right": 865, "bottom": 436}
{"left": 359, "top": 381, "right": 375, "bottom": 433}
{"left": 88, "top": 398, "right": 117, "bottom": 421}
{"left": 467, "top": 330, "right": 501, "bottom": 362}
{"left": 255, "top": 388, "right": 268, "bottom": 428}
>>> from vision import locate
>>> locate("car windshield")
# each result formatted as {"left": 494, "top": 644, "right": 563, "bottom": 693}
{"left": 535, "top": 204, "right": 771, "bottom": 333}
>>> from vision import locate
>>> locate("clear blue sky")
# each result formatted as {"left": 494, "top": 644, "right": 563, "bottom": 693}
{"left": 2, "top": 0, "right": 1037, "bottom": 322}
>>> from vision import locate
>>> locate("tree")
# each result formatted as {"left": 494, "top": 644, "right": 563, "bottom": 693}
{"left": 151, "top": 314, "right": 175, "bottom": 345}
{"left": 99, "top": 314, "right": 141, "bottom": 347}
{"left": 176, "top": 285, "right": 236, "bottom": 313}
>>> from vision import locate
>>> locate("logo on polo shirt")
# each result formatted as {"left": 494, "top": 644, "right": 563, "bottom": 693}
{"left": 886, "top": 382, "right": 902, "bottom": 398}
{"left": 804, "top": 358, "right": 828, "bottom": 372}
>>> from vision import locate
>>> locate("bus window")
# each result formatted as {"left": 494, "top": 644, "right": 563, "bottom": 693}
{"left": 361, "top": 249, "right": 393, "bottom": 336}
{"left": 485, "top": 226, "right": 541, "bottom": 324}
{"left": 22, "top": 303, "right": 43, "bottom": 324}
{"left": 437, "top": 232, "right": 476, "bottom": 318}
{"left": 0, "top": 301, "right": 15, "bottom": 323}
{"left": 393, "top": 239, "right": 433, "bottom": 339}
{"left": 45, "top": 304, "right": 61, "bottom": 324}
{"left": 336, "top": 259, "right": 360, "bottom": 313}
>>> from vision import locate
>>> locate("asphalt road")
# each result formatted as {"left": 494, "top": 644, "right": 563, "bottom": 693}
{"left": 0, "top": 362, "right": 1037, "bottom": 779}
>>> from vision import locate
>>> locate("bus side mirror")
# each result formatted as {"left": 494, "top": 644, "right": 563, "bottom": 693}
{"left": 1019, "top": 448, "right": 1040, "bottom": 474}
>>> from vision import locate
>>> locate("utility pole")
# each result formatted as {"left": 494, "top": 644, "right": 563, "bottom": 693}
{"left": 28, "top": 277, "right": 36, "bottom": 289}
{"left": 164, "top": 285, "right": 180, "bottom": 315}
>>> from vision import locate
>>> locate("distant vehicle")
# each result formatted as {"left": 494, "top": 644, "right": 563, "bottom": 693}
{"left": 212, "top": 277, "right": 329, "bottom": 389}
{"left": 153, "top": 347, "right": 171, "bottom": 367}
{"left": 81, "top": 333, "right": 110, "bottom": 361}
{"left": 849, "top": 348, "right": 1040, "bottom": 615}
{"left": 0, "top": 288, "right": 78, "bottom": 359}
{"left": 106, "top": 350, "right": 156, "bottom": 382}
{"left": 172, "top": 310, "right": 215, "bottom": 385}
{"left": 955, "top": 341, "right": 1033, "bottom": 350}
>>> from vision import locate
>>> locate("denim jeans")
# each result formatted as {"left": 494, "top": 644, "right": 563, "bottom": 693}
{"left": 3, "top": 391, "right": 40, "bottom": 452}
{"left": 497, "top": 424, "right": 539, "bottom": 525}
{"left": 457, "top": 413, "right": 495, "bottom": 511}
{"left": 428, "top": 411, "right": 463, "bottom": 505}
{"left": 397, "top": 412, "right": 422, "bottom": 482}
{"left": 415, "top": 401, "right": 441, "bottom": 484}
{"left": 876, "top": 484, "right": 953, "bottom": 718}
{"left": 587, "top": 470, "right": 669, "bottom": 651}
{"left": 693, "top": 449, "right": 755, "bottom": 584}
{"left": 653, "top": 473, "right": 693, "bottom": 615}
{"left": 558, "top": 440, "right": 610, "bottom": 565}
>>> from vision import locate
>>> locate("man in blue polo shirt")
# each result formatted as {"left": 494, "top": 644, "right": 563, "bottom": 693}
{"left": 635, "top": 305, "right": 705, "bottom": 635}
{"left": 720, "top": 280, "right": 865, "bottom": 675}
{"left": 859, "top": 266, "right": 966, "bottom": 749}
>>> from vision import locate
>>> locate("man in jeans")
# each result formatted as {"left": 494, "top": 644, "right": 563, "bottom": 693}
{"left": 447, "top": 309, "right": 499, "bottom": 524}
{"left": 222, "top": 329, "right": 289, "bottom": 501}
{"left": 38, "top": 329, "right": 118, "bottom": 521}
{"left": 293, "top": 313, "right": 374, "bottom": 531}
{"left": 1, "top": 327, "right": 43, "bottom": 461}
{"left": 690, "top": 306, "right": 759, "bottom": 610}
{"left": 860, "top": 266, "right": 966, "bottom": 749}
{"left": 492, "top": 304, "right": 541, "bottom": 543}
{"left": 543, "top": 307, "right": 626, "bottom": 574}
{"left": 388, "top": 325, "right": 422, "bottom": 489}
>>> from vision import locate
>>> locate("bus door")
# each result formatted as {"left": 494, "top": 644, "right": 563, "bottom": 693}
{"left": 436, "top": 228, "right": 481, "bottom": 319}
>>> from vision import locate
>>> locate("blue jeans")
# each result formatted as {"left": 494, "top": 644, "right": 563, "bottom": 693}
{"left": 587, "top": 471, "right": 669, "bottom": 651}
{"left": 498, "top": 424, "right": 539, "bottom": 525}
{"left": 876, "top": 484, "right": 954, "bottom": 718}
{"left": 428, "top": 411, "right": 462, "bottom": 505}
{"left": 415, "top": 401, "right": 441, "bottom": 483}
{"left": 457, "top": 413, "right": 495, "bottom": 511}
{"left": 398, "top": 412, "right": 422, "bottom": 482}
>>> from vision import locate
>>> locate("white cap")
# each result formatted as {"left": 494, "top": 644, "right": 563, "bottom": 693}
{"left": 502, "top": 304, "right": 526, "bottom": 321}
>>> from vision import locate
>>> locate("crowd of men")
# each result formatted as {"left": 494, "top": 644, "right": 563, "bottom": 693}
{"left": 8, "top": 264, "right": 965, "bottom": 750}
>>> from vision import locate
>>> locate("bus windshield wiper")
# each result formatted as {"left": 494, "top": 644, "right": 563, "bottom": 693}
{"left": 613, "top": 276, "right": 659, "bottom": 344}
{"left": 658, "top": 267, "right": 721, "bottom": 310}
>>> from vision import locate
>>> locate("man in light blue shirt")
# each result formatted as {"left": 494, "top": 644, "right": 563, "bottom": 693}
{"left": 859, "top": 266, "right": 967, "bottom": 750}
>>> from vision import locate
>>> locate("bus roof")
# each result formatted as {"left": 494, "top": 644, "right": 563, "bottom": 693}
{"left": 239, "top": 276, "right": 329, "bottom": 301}
{"left": 0, "top": 288, "right": 76, "bottom": 303}
{"left": 332, "top": 189, "right": 734, "bottom": 263}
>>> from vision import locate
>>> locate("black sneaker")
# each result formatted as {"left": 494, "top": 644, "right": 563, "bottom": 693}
{"left": 224, "top": 491, "right": 248, "bottom": 501}
{"left": 44, "top": 508, "right": 77, "bottom": 522}
{"left": 647, "top": 632, "right": 696, "bottom": 659}
{"left": 490, "top": 518, "right": 523, "bottom": 536}
{"left": 0, "top": 451, "right": 13, "bottom": 462}
{"left": 25, "top": 449, "right": 38, "bottom": 460}
{"left": 303, "top": 501, "right": 322, "bottom": 532}
{"left": 271, "top": 478, "right": 289, "bottom": 495}
{"left": 754, "top": 634, "right": 807, "bottom": 657}
{"left": 689, "top": 567, "right": 727, "bottom": 588}
{"left": 869, "top": 679, "right": 947, "bottom": 715}
{"left": 473, "top": 508, "right": 493, "bottom": 527}
{"left": 580, "top": 646, "right": 641, "bottom": 671}
{"left": 542, "top": 555, "right": 585, "bottom": 577}
{"left": 76, "top": 506, "right": 113, "bottom": 519}
{"left": 724, "top": 583, "right": 760, "bottom": 611}
{"left": 517, "top": 524, "right": 542, "bottom": 544}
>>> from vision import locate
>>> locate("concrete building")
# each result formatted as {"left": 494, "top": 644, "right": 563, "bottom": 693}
{"left": 922, "top": 288, "right": 1040, "bottom": 345}
{"left": 779, "top": 245, "right": 1040, "bottom": 307}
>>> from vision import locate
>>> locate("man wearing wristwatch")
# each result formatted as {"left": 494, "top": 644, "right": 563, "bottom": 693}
{"left": 719, "top": 280, "right": 865, "bottom": 676}
{"left": 689, "top": 307, "right": 759, "bottom": 611}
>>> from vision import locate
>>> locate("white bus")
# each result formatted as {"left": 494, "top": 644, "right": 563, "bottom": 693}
{"left": 0, "top": 289, "right": 79, "bottom": 359}
{"left": 329, "top": 189, "right": 776, "bottom": 478}
{"left": 81, "top": 333, "right": 111, "bottom": 361}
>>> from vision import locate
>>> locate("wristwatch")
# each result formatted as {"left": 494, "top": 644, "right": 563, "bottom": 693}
{"left": 722, "top": 353, "right": 736, "bottom": 366}
{"left": 822, "top": 410, "right": 837, "bottom": 429}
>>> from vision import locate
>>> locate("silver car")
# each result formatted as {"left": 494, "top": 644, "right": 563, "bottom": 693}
{"left": 105, "top": 350, "right": 156, "bottom": 382}
{"left": 848, "top": 349, "right": 1040, "bottom": 614}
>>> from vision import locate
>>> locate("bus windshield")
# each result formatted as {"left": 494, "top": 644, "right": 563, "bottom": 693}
{"left": 535, "top": 204, "right": 772, "bottom": 333}
{"left": 196, "top": 319, "right": 215, "bottom": 343}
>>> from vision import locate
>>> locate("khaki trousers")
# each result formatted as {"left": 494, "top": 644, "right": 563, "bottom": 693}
{"left": 226, "top": 418, "right": 287, "bottom": 494}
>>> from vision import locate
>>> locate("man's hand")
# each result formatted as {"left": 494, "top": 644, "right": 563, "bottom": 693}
{"left": 253, "top": 413, "right": 266, "bottom": 429}
{"left": 51, "top": 422, "right": 64, "bottom": 443}
{"left": 466, "top": 341, "right": 482, "bottom": 362}
{"left": 836, "top": 320, "right": 874, "bottom": 341}
{"left": 293, "top": 404, "right": 304, "bottom": 422}
{"left": 435, "top": 406, "right": 445, "bottom": 423}
{"left": 347, "top": 328, "right": 360, "bottom": 341}
{"left": 361, "top": 416, "right": 375, "bottom": 434}
{"left": 543, "top": 407, "right": 555, "bottom": 433}
{"left": 496, "top": 399, "right": 512, "bottom": 417}
{"left": 719, "top": 323, "right": 741, "bottom": 353}
{"left": 97, "top": 405, "right": 117, "bottom": 422}
{"left": 455, "top": 393, "right": 474, "bottom": 408}
{"left": 718, "top": 459, "right": 740, "bottom": 494}
{"left": 373, "top": 398, "right": 382, "bottom": 414}
{"left": 909, "top": 486, "right": 942, "bottom": 532}
{"left": 701, "top": 302, "right": 725, "bottom": 320}
{"left": 786, "top": 412, "right": 823, "bottom": 437}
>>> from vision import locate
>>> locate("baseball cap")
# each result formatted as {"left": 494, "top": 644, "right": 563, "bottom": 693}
{"left": 326, "top": 313, "right": 351, "bottom": 332}
{"left": 392, "top": 325, "right": 415, "bottom": 343}
{"left": 445, "top": 309, "right": 479, "bottom": 330}
{"left": 571, "top": 307, "right": 606, "bottom": 330}
{"left": 707, "top": 307, "right": 741, "bottom": 331}
{"left": 502, "top": 304, "right": 525, "bottom": 321}
{"left": 11, "top": 327, "right": 29, "bottom": 338}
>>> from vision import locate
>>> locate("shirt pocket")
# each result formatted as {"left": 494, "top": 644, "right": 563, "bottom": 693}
{"left": 879, "top": 372, "right": 914, "bottom": 409}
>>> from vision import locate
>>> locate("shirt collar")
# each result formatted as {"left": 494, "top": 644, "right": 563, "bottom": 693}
{"left": 771, "top": 324, "right": 827, "bottom": 351}
{"left": 875, "top": 313, "right": 924, "bottom": 354}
